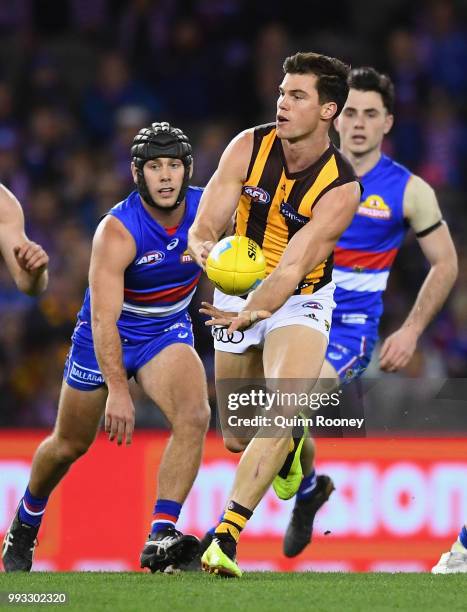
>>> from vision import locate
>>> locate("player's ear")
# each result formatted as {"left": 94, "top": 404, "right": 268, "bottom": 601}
{"left": 383, "top": 113, "right": 394, "bottom": 135}
{"left": 130, "top": 161, "right": 138, "bottom": 184}
{"left": 321, "top": 102, "right": 337, "bottom": 121}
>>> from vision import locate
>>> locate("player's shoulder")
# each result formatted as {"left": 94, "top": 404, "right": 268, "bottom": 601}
{"left": 186, "top": 185, "right": 204, "bottom": 209}
{"left": 403, "top": 171, "right": 441, "bottom": 231}
{"left": 108, "top": 190, "right": 140, "bottom": 217}
{"left": 252, "top": 122, "right": 276, "bottom": 137}
{"left": 380, "top": 154, "right": 413, "bottom": 180}
{"left": 405, "top": 172, "right": 434, "bottom": 194}
{"left": 403, "top": 172, "right": 437, "bottom": 209}
{"left": 230, "top": 123, "right": 274, "bottom": 152}
{"left": 187, "top": 185, "right": 204, "bottom": 198}
{"left": 95, "top": 191, "right": 139, "bottom": 242}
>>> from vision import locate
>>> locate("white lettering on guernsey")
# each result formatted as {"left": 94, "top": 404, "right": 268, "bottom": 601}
{"left": 69, "top": 361, "right": 104, "bottom": 386}
{"left": 341, "top": 313, "right": 368, "bottom": 325}
{"left": 135, "top": 251, "right": 165, "bottom": 266}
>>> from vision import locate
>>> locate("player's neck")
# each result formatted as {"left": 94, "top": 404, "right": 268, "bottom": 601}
{"left": 281, "top": 132, "right": 330, "bottom": 173}
{"left": 141, "top": 200, "right": 186, "bottom": 228}
{"left": 343, "top": 147, "right": 382, "bottom": 178}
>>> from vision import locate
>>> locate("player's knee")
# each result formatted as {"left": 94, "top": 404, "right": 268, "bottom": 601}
{"left": 53, "top": 436, "right": 91, "bottom": 464}
{"left": 223, "top": 437, "right": 248, "bottom": 453}
{"left": 174, "top": 401, "right": 210, "bottom": 436}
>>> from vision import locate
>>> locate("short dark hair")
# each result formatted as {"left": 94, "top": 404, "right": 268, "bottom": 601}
{"left": 283, "top": 51, "right": 350, "bottom": 118}
{"left": 348, "top": 67, "right": 395, "bottom": 114}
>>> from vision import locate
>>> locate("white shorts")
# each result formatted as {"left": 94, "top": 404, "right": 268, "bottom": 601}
{"left": 212, "top": 282, "right": 336, "bottom": 354}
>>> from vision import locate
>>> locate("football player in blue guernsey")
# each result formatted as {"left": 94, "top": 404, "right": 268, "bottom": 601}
{"left": 2, "top": 122, "right": 210, "bottom": 574}
{"left": 280, "top": 68, "right": 458, "bottom": 559}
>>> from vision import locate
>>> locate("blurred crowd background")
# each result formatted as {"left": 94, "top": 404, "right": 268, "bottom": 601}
{"left": 0, "top": 0, "right": 466, "bottom": 426}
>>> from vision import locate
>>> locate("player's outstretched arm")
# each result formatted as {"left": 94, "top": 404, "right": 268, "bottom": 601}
{"left": 188, "top": 129, "right": 253, "bottom": 268}
{"left": 0, "top": 185, "right": 48, "bottom": 296}
{"left": 89, "top": 216, "right": 136, "bottom": 445}
{"left": 380, "top": 176, "right": 458, "bottom": 372}
{"left": 211, "top": 181, "right": 361, "bottom": 332}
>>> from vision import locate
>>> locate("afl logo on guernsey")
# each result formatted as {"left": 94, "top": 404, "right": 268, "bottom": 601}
{"left": 242, "top": 185, "right": 270, "bottom": 203}
{"left": 135, "top": 250, "right": 165, "bottom": 266}
{"left": 357, "top": 195, "right": 391, "bottom": 220}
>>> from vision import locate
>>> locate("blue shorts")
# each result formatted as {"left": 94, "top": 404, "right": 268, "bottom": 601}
{"left": 64, "top": 312, "right": 194, "bottom": 391}
{"left": 326, "top": 328, "right": 376, "bottom": 383}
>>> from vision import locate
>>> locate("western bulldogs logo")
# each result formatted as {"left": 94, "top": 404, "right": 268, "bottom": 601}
{"left": 135, "top": 250, "right": 165, "bottom": 266}
{"left": 357, "top": 195, "right": 391, "bottom": 220}
{"left": 242, "top": 185, "right": 270, "bottom": 203}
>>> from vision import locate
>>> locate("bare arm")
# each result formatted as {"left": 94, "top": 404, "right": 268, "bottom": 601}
{"left": 379, "top": 175, "right": 458, "bottom": 371}
{"left": 0, "top": 185, "right": 48, "bottom": 295}
{"left": 244, "top": 182, "right": 361, "bottom": 313}
{"left": 187, "top": 129, "right": 253, "bottom": 267}
{"left": 89, "top": 215, "right": 137, "bottom": 444}
{"left": 202, "top": 181, "right": 361, "bottom": 330}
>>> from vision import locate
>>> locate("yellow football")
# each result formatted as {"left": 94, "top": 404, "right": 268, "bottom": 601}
{"left": 206, "top": 236, "right": 266, "bottom": 296}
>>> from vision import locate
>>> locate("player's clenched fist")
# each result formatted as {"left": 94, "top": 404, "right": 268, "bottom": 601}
{"left": 13, "top": 241, "right": 49, "bottom": 273}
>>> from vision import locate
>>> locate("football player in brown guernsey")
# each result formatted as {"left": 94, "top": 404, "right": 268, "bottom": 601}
{"left": 188, "top": 51, "right": 361, "bottom": 576}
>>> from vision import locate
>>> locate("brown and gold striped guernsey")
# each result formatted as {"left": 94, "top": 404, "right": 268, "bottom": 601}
{"left": 235, "top": 123, "right": 358, "bottom": 295}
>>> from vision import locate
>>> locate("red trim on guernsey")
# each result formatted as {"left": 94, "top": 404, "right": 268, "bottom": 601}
{"left": 124, "top": 273, "right": 201, "bottom": 304}
{"left": 334, "top": 246, "right": 398, "bottom": 271}
{"left": 152, "top": 513, "right": 177, "bottom": 522}
{"left": 165, "top": 225, "right": 179, "bottom": 236}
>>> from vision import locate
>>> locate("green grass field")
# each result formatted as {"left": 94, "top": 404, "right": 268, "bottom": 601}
{"left": 0, "top": 572, "right": 465, "bottom": 612}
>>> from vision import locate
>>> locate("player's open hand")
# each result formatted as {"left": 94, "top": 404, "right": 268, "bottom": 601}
{"left": 200, "top": 301, "right": 271, "bottom": 332}
{"left": 105, "top": 390, "right": 135, "bottom": 446}
{"left": 13, "top": 241, "right": 49, "bottom": 274}
{"left": 187, "top": 231, "right": 214, "bottom": 270}
{"left": 379, "top": 326, "right": 418, "bottom": 372}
